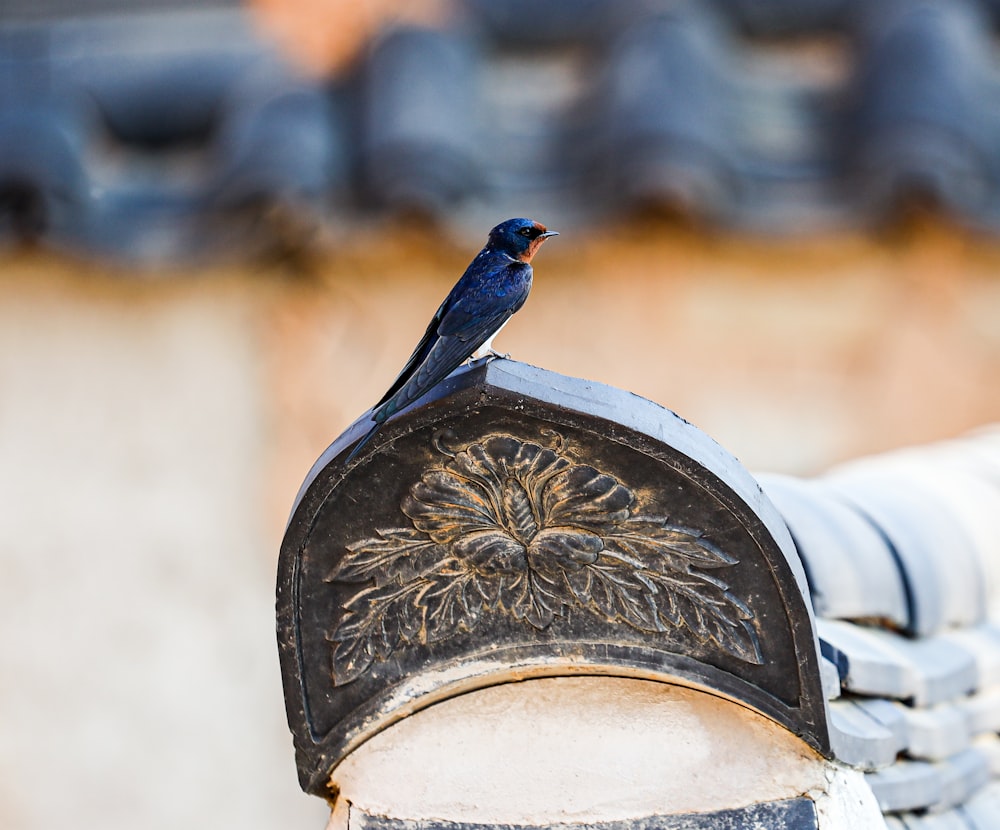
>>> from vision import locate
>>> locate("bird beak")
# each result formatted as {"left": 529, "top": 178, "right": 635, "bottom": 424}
{"left": 539, "top": 231, "right": 559, "bottom": 239}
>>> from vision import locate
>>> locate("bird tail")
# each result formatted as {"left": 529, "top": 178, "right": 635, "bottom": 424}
{"left": 344, "top": 417, "right": 383, "bottom": 464}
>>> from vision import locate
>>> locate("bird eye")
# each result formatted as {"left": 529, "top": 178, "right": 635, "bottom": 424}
{"left": 518, "top": 227, "right": 533, "bottom": 237}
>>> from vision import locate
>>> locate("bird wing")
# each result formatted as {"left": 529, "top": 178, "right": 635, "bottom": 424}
{"left": 373, "top": 301, "right": 447, "bottom": 409}
{"left": 372, "top": 284, "right": 502, "bottom": 411}
{"left": 387, "top": 306, "right": 514, "bottom": 414}
{"left": 374, "top": 257, "right": 530, "bottom": 416}
{"left": 437, "top": 259, "right": 530, "bottom": 338}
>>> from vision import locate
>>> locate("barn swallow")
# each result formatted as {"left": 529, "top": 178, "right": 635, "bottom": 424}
{"left": 346, "top": 217, "right": 557, "bottom": 462}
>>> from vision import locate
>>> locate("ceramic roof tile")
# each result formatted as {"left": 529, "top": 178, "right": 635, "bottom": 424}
{"left": 800, "top": 431, "right": 1000, "bottom": 822}
{"left": 819, "top": 618, "right": 913, "bottom": 699}
{"left": 887, "top": 809, "right": 979, "bottom": 829}
{"left": 8, "top": 2, "right": 1000, "bottom": 261}
{"left": 827, "top": 451, "right": 1000, "bottom": 621}
{"left": 832, "top": 684, "right": 1000, "bottom": 767}
{"left": 941, "top": 624, "right": 1000, "bottom": 689}
{"left": 849, "top": 0, "right": 995, "bottom": 223}
{"left": 823, "top": 472, "right": 986, "bottom": 636}
{"left": 867, "top": 759, "right": 944, "bottom": 813}
{"left": 0, "top": 9, "right": 345, "bottom": 263}
{"left": 958, "top": 688, "right": 1000, "bottom": 736}
{"left": 934, "top": 748, "right": 993, "bottom": 814}
{"left": 828, "top": 698, "right": 903, "bottom": 770}
{"left": 971, "top": 734, "right": 1000, "bottom": 777}
{"left": 361, "top": 27, "right": 482, "bottom": 215}
{"left": 596, "top": 8, "right": 740, "bottom": 224}
{"left": 821, "top": 654, "right": 842, "bottom": 700}
{"left": 851, "top": 697, "right": 911, "bottom": 751}
{"left": 867, "top": 748, "right": 990, "bottom": 814}
{"left": 962, "top": 780, "right": 1000, "bottom": 829}
{"left": 818, "top": 619, "right": 978, "bottom": 706}
{"left": 758, "top": 474, "right": 909, "bottom": 626}
{"left": 899, "top": 703, "right": 973, "bottom": 762}
{"left": 208, "top": 69, "right": 344, "bottom": 214}
{"left": 713, "top": 0, "right": 852, "bottom": 34}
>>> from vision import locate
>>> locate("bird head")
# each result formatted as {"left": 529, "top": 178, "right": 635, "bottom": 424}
{"left": 488, "top": 218, "right": 558, "bottom": 263}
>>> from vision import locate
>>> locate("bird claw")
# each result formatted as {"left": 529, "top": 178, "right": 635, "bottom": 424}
{"left": 486, "top": 349, "right": 510, "bottom": 360}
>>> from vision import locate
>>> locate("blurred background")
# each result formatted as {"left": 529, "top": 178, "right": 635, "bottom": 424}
{"left": 2, "top": 0, "right": 1000, "bottom": 827}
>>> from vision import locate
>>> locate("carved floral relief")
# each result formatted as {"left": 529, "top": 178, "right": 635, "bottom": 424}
{"left": 326, "top": 433, "right": 762, "bottom": 685}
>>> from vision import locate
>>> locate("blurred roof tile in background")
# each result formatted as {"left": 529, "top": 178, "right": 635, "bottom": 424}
{"left": 6, "top": 0, "right": 1000, "bottom": 262}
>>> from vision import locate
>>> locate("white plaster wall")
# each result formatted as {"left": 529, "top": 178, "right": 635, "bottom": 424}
{"left": 0, "top": 275, "right": 328, "bottom": 830}
{"left": 330, "top": 677, "right": 883, "bottom": 826}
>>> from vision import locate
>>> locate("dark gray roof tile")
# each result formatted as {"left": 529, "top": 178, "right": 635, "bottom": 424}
{"left": 460, "top": 0, "right": 635, "bottom": 46}
{"left": 360, "top": 26, "right": 483, "bottom": 215}
{"left": 208, "top": 69, "right": 346, "bottom": 211}
{"left": 850, "top": 0, "right": 996, "bottom": 221}
{"left": 713, "top": 0, "right": 851, "bottom": 35}
{"left": 11, "top": 2, "right": 1000, "bottom": 261}
{"left": 598, "top": 9, "right": 740, "bottom": 223}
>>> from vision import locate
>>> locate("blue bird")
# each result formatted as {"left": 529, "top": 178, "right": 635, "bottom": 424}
{"left": 347, "top": 217, "right": 557, "bottom": 462}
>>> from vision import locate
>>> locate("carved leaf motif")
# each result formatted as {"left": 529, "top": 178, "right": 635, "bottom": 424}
{"left": 327, "top": 433, "right": 764, "bottom": 685}
{"left": 330, "top": 581, "right": 424, "bottom": 684}
{"left": 421, "top": 573, "right": 481, "bottom": 643}
{"left": 516, "top": 570, "right": 561, "bottom": 629}
{"left": 328, "top": 528, "right": 436, "bottom": 586}
{"left": 671, "top": 575, "right": 757, "bottom": 661}
{"left": 613, "top": 562, "right": 761, "bottom": 664}
{"left": 612, "top": 518, "right": 738, "bottom": 570}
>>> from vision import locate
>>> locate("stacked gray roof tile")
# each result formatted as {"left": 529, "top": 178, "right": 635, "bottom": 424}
{"left": 759, "top": 427, "right": 1000, "bottom": 825}
{"left": 5, "top": 0, "right": 1000, "bottom": 263}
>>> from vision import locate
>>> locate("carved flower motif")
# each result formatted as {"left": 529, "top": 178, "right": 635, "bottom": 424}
{"left": 404, "top": 436, "right": 628, "bottom": 578}
{"left": 327, "top": 434, "right": 761, "bottom": 685}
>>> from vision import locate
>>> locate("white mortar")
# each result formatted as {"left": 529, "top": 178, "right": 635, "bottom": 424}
{"left": 330, "top": 676, "right": 850, "bottom": 825}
